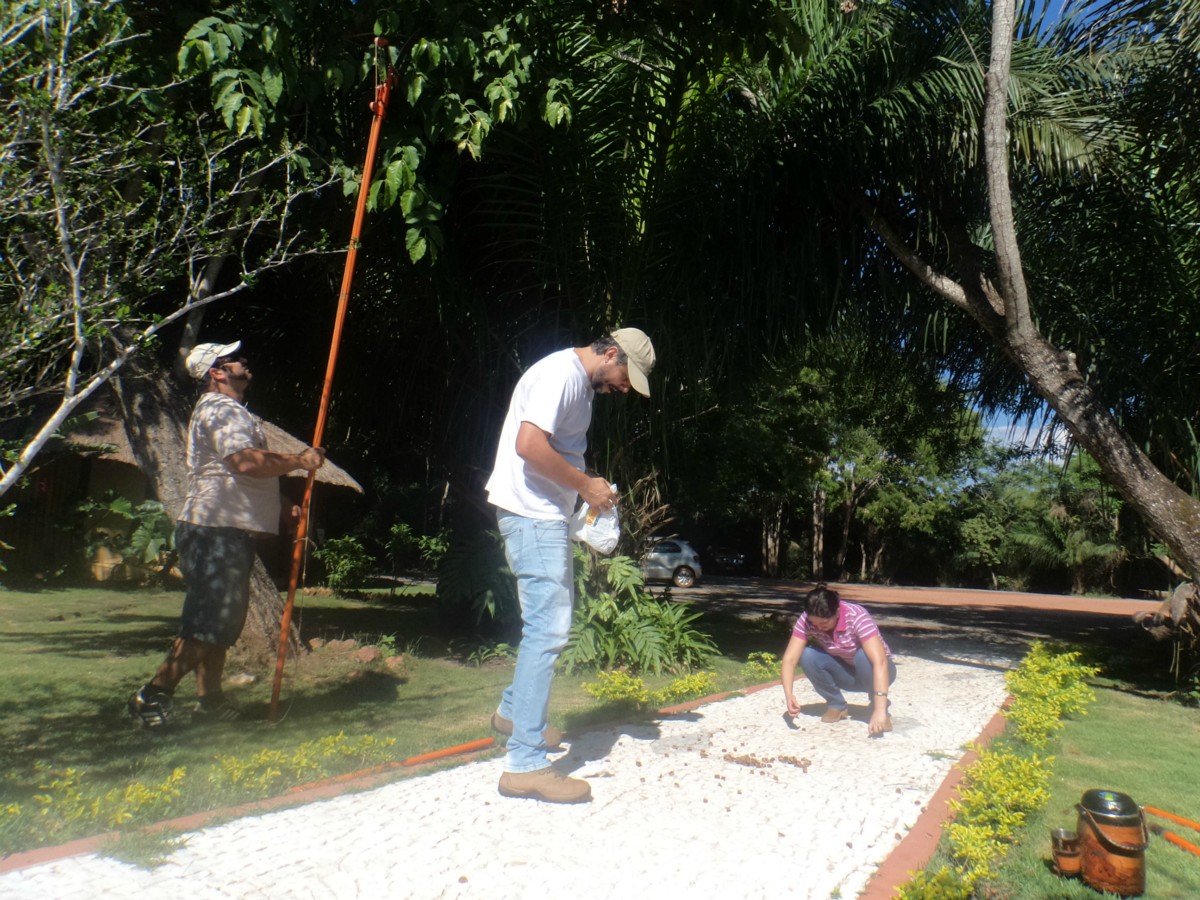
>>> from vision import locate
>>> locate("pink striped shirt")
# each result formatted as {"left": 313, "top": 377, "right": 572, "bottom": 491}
{"left": 792, "top": 601, "right": 891, "bottom": 661}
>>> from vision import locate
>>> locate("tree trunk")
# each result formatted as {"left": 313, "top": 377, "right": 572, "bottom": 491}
{"left": 811, "top": 484, "right": 826, "bottom": 580}
{"left": 834, "top": 491, "right": 856, "bottom": 580}
{"left": 111, "top": 362, "right": 300, "bottom": 664}
{"left": 761, "top": 498, "right": 785, "bottom": 577}
{"left": 866, "top": 0, "right": 1200, "bottom": 589}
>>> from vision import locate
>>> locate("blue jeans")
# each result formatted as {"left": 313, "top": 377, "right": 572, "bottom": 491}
{"left": 800, "top": 645, "right": 896, "bottom": 710}
{"left": 495, "top": 510, "right": 574, "bottom": 773}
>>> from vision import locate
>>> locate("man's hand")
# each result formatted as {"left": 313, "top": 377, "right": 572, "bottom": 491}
{"left": 225, "top": 446, "right": 326, "bottom": 478}
{"left": 580, "top": 476, "right": 617, "bottom": 511}
{"left": 298, "top": 447, "right": 325, "bottom": 471}
{"left": 282, "top": 503, "right": 303, "bottom": 532}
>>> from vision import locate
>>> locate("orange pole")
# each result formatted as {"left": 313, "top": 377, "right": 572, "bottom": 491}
{"left": 1149, "top": 824, "right": 1200, "bottom": 859}
{"left": 402, "top": 738, "right": 496, "bottom": 767}
{"left": 269, "top": 42, "right": 398, "bottom": 722}
{"left": 1145, "top": 805, "right": 1200, "bottom": 835}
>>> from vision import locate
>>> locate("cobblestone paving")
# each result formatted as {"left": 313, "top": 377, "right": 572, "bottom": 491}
{"left": 0, "top": 649, "right": 1012, "bottom": 900}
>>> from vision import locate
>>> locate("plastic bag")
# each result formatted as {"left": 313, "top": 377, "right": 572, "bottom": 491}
{"left": 569, "top": 486, "right": 621, "bottom": 555}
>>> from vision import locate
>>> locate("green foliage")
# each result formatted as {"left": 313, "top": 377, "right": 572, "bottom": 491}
{"left": 698, "top": 324, "right": 982, "bottom": 578}
{"left": 387, "top": 522, "right": 449, "bottom": 575}
{"left": 0, "top": 732, "right": 395, "bottom": 854}
{"left": 312, "top": 535, "right": 375, "bottom": 593}
{"left": 895, "top": 866, "right": 972, "bottom": 900}
{"left": 1006, "top": 454, "right": 1126, "bottom": 595}
{"left": 742, "top": 651, "right": 781, "bottom": 682}
{"left": 0, "top": 764, "right": 187, "bottom": 854}
{"left": 898, "top": 643, "right": 1100, "bottom": 898}
{"left": 562, "top": 545, "right": 716, "bottom": 674}
{"left": 0, "top": 503, "right": 13, "bottom": 574}
{"left": 0, "top": 0, "right": 330, "bottom": 501}
{"left": 947, "top": 749, "right": 1054, "bottom": 871}
{"left": 435, "top": 529, "right": 519, "bottom": 633}
{"left": 948, "top": 448, "right": 1135, "bottom": 594}
{"left": 448, "top": 639, "right": 517, "bottom": 667}
{"left": 75, "top": 494, "right": 177, "bottom": 580}
{"left": 210, "top": 733, "right": 396, "bottom": 799}
{"left": 654, "top": 670, "right": 718, "bottom": 705}
{"left": 583, "top": 669, "right": 717, "bottom": 709}
{"left": 583, "top": 669, "right": 651, "bottom": 706}
{"left": 376, "top": 633, "right": 399, "bottom": 659}
{"left": 1004, "top": 642, "right": 1099, "bottom": 748}
{"left": 172, "top": 0, "right": 553, "bottom": 264}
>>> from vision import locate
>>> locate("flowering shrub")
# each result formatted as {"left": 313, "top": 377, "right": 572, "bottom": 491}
{"left": 1004, "top": 641, "right": 1098, "bottom": 748}
{"left": 0, "top": 733, "right": 395, "bottom": 854}
{"left": 211, "top": 733, "right": 396, "bottom": 798}
{"left": 584, "top": 670, "right": 717, "bottom": 708}
{"left": 897, "top": 643, "right": 1098, "bottom": 899}
{"left": 1, "top": 764, "right": 186, "bottom": 853}
{"left": 742, "top": 651, "right": 780, "bottom": 682}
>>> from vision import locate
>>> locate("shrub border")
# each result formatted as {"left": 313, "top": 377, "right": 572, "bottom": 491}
{"left": 859, "top": 702, "right": 1011, "bottom": 899}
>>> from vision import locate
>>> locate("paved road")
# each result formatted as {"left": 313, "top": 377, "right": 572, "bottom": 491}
{"left": 679, "top": 577, "right": 1162, "bottom": 657}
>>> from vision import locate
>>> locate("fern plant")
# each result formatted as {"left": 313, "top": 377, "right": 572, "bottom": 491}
{"left": 561, "top": 544, "right": 715, "bottom": 674}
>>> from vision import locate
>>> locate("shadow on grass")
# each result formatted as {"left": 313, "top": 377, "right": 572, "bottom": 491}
{"left": 0, "top": 666, "right": 418, "bottom": 791}
{"left": 1, "top": 615, "right": 181, "bottom": 659}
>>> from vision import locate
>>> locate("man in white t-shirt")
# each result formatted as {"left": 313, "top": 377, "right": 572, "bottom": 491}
{"left": 127, "top": 340, "right": 325, "bottom": 727}
{"left": 486, "top": 328, "right": 656, "bottom": 803}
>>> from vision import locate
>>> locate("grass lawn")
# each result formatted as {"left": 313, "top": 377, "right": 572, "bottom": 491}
{"left": 987, "top": 684, "right": 1200, "bottom": 899}
{"left": 0, "top": 584, "right": 784, "bottom": 853}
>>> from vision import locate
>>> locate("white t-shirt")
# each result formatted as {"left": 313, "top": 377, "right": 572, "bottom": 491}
{"left": 178, "top": 392, "right": 282, "bottom": 534}
{"left": 485, "top": 348, "right": 594, "bottom": 520}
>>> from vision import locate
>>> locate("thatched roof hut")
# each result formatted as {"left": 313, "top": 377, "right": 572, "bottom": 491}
{"left": 60, "top": 407, "right": 363, "bottom": 492}
{"left": 1, "top": 393, "right": 362, "bottom": 578}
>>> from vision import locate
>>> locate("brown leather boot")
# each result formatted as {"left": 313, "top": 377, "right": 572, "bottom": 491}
{"left": 498, "top": 767, "right": 591, "bottom": 803}
{"left": 820, "top": 705, "right": 849, "bottom": 723}
{"left": 491, "top": 713, "right": 564, "bottom": 749}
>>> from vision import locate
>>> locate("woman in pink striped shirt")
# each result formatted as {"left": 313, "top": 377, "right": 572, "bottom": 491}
{"left": 780, "top": 584, "right": 896, "bottom": 736}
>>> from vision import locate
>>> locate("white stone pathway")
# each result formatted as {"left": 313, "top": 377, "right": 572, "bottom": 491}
{"left": 0, "top": 651, "right": 1012, "bottom": 899}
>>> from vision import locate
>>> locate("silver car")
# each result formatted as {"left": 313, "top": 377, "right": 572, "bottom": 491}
{"left": 641, "top": 539, "right": 702, "bottom": 588}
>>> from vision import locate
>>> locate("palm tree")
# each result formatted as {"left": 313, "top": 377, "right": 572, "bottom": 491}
{"left": 740, "top": 0, "right": 1200, "bottom": 582}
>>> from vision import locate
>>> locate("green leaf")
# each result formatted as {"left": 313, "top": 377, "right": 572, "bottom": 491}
{"left": 210, "top": 32, "right": 232, "bottom": 62}
{"left": 182, "top": 17, "right": 222, "bottom": 41}
{"left": 222, "top": 22, "right": 246, "bottom": 52}
{"left": 405, "top": 228, "right": 427, "bottom": 263}
{"left": 262, "top": 66, "right": 284, "bottom": 105}
{"left": 385, "top": 160, "right": 408, "bottom": 205}
{"left": 235, "top": 105, "right": 253, "bottom": 136}
{"left": 407, "top": 73, "right": 425, "bottom": 105}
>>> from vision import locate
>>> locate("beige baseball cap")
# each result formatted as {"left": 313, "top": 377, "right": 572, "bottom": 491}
{"left": 184, "top": 340, "right": 241, "bottom": 380}
{"left": 611, "top": 327, "right": 655, "bottom": 397}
